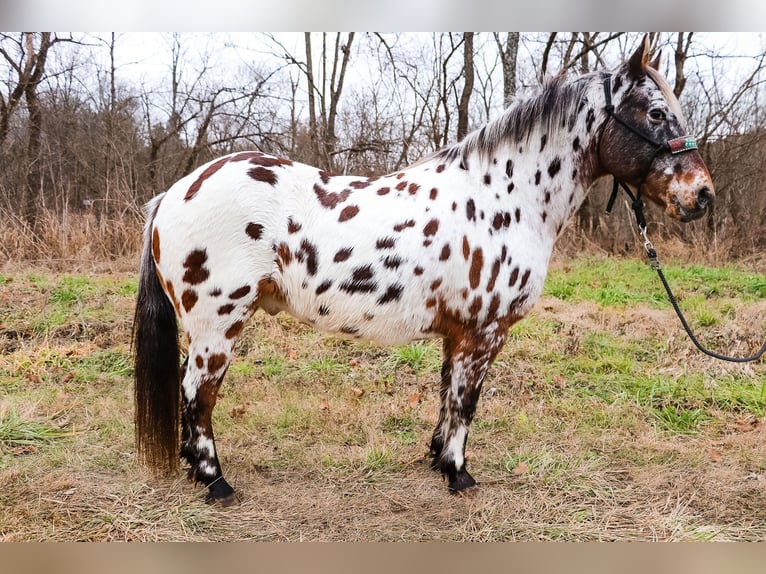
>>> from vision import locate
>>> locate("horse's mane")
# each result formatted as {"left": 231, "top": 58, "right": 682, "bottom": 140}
{"left": 431, "top": 73, "right": 595, "bottom": 167}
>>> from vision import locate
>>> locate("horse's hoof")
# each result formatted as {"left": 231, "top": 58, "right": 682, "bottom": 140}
{"left": 205, "top": 478, "right": 236, "bottom": 506}
{"left": 206, "top": 492, "right": 237, "bottom": 507}
{"left": 448, "top": 469, "right": 477, "bottom": 494}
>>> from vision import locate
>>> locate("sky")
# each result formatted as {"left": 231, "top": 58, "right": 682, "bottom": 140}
{"left": 3, "top": 0, "right": 766, "bottom": 31}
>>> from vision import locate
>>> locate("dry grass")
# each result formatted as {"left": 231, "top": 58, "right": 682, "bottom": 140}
{"left": 1, "top": 259, "right": 765, "bottom": 541}
{"left": 0, "top": 208, "right": 143, "bottom": 270}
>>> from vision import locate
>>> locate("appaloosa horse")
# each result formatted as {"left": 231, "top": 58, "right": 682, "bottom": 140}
{"left": 134, "top": 37, "right": 714, "bottom": 505}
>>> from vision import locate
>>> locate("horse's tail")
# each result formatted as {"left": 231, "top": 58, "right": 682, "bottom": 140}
{"left": 132, "top": 193, "right": 180, "bottom": 474}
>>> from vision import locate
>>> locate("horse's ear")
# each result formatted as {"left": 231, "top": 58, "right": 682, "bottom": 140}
{"left": 649, "top": 51, "right": 662, "bottom": 71}
{"left": 628, "top": 34, "right": 651, "bottom": 79}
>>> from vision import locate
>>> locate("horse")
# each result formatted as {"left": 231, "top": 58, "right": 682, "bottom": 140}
{"left": 133, "top": 37, "right": 714, "bottom": 505}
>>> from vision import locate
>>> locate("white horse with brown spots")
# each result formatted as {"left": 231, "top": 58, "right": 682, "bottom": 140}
{"left": 134, "top": 37, "right": 714, "bottom": 505}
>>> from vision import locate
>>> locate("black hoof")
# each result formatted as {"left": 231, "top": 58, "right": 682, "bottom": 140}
{"left": 429, "top": 439, "right": 444, "bottom": 471}
{"left": 205, "top": 478, "right": 236, "bottom": 506}
{"left": 448, "top": 469, "right": 477, "bottom": 494}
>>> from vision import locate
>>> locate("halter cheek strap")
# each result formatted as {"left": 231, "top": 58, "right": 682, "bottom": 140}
{"left": 600, "top": 75, "right": 698, "bottom": 230}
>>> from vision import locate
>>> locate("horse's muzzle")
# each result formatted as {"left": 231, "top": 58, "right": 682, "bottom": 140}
{"left": 679, "top": 185, "right": 714, "bottom": 222}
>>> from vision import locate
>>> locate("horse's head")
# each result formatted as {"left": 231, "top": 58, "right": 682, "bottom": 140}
{"left": 598, "top": 36, "right": 714, "bottom": 222}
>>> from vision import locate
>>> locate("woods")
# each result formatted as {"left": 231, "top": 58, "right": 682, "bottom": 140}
{"left": 1, "top": 32, "right": 765, "bottom": 262}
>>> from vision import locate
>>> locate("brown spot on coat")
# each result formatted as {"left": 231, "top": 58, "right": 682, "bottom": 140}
{"left": 429, "top": 188, "right": 438, "bottom": 200}
{"left": 413, "top": 266, "right": 424, "bottom": 276}
{"left": 519, "top": 269, "right": 531, "bottom": 290}
{"left": 466, "top": 199, "right": 476, "bottom": 222}
{"left": 487, "top": 259, "right": 501, "bottom": 292}
{"left": 395, "top": 181, "right": 407, "bottom": 191}
{"left": 315, "top": 280, "right": 332, "bottom": 295}
{"left": 383, "top": 255, "right": 402, "bottom": 269}
{"left": 247, "top": 153, "right": 293, "bottom": 168}
{"left": 248, "top": 166, "right": 277, "bottom": 185}
{"left": 423, "top": 219, "right": 439, "bottom": 237}
{"left": 319, "top": 170, "right": 333, "bottom": 184}
{"left": 393, "top": 219, "right": 416, "bottom": 232}
{"left": 350, "top": 179, "right": 371, "bottom": 189}
{"left": 436, "top": 164, "right": 446, "bottom": 173}
{"left": 152, "top": 228, "right": 161, "bottom": 263}
{"left": 339, "top": 265, "right": 377, "bottom": 294}
{"left": 207, "top": 353, "right": 227, "bottom": 374}
{"left": 229, "top": 285, "right": 251, "bottom": 300}
{"left": 165, "top": 280, "right": 181, "bottom": 317}
{"left": 297, "top": 239, "right": 319, "bottom": 275}
{"left": 439, "top": 244, "right": 451, "bottom": 261}
{"left": 430, "top": 278, "right": 443, "bottom": 291}
{"left": 462, "top": 236, "right": 470, "bottom": 260}
{"left": 195, "top": 355, "right": 204, "bottom": 369}
{"left": 485, "top": 294, "right": 501, "bottom": 323}
{"left": 185, "top": 157, "right": 230, "bottom": 200}
{"left": 314, "top": 183, "right": 351, "bottom": 209}
{"left": 469, "top": 248, "right": 484, "bottom": 289}
{"left": 469, "top": 295, "right": 483, "bottom": 315}
{"left": 217, "top": 303, "right": 235, "bottom": 315}
{"left": 275, "top": 242, "right": 292, "bottom": 271}
{"left": 181, "top": 289, "right": 198, "bottom": 313}
{"left": 376, "top": 237, "right": 396, "bottom": 249}
{"left": 408, "top": 182, "right": 420, "bottom": 194}
{"left": 246, "top": 222, "right": 264, "bottom": 241}
{"left": 534, "top": 170, "right": 542, "bottom": 185}
{"left": 334, "top": 247, "right": 353, "bottom": 262}
{"left": 483, "top": 174, "right": 491, "bottom": 185}
{"left": 377, "top": 186, "right": 391, "bottom": 195}
{"left": 287, "top": 217, "right": 302, "bottom": 234}
{"left": 509, "top": 267, "right": 519, "bottom": 287}
{"left": 225, "top": 321, "right": 245, "bottom": 339}
{"left": 339, "top": 205, "right": 360, "bottom": 222}
{"left": 377, "top": 284, "right": 404, "bottom": 305}
{"left": 183, "top": 249, "right": 209, "bottom": 285}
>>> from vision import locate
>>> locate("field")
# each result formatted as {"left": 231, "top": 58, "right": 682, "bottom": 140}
{"left": 1, "top": 255, "right": 765, "bottom": 541}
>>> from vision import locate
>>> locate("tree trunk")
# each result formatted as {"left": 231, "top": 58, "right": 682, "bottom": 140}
{"left": 494, "top": 32, "right": 519, "bottom": 108}
{"left": 304, "top": 33, "right": 319, "bottom": 162}
{"left": 456, "top": 32, "right": 474, "bottom": 141}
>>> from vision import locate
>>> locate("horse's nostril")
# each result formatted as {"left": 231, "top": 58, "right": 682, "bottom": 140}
{"left": 696, "top": 186, "right": 714, "bottom": 209}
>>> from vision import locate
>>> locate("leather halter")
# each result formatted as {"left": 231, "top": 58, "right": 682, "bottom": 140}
{"left": 600, "top": 75, "right": 698, "bottom": 230}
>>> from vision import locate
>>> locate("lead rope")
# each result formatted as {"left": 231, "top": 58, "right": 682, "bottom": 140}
{"left": 600, "top": 74, "right": 765, "bottom": 363}
{"left": 630, "top": 203, "right": 766, "bottom": 363}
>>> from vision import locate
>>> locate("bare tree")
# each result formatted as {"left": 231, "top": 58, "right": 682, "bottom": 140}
{"left": 456, "top": 32, "right": 474, "bottom": 141}
{"left": 493, "top": 32, "right": 519, "bottom": 107}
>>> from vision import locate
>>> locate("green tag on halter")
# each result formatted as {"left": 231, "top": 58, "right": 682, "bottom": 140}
{"left": 668, "top": 136, "right": 698, "bottom": 154}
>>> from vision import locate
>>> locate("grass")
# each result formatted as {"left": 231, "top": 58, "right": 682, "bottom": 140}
{"left": 0, "top": 257, "right": 765, "bottom": 541}
{"left": 0, "top": 408, "right": 73, "bottom": 449}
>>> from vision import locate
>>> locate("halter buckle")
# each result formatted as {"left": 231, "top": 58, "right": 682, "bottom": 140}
{"left": 667, "top": 136, "right": 698, "bottom": 154}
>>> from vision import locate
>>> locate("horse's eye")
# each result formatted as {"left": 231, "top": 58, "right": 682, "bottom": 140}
{"left": 648, "top": 109, "right": 666, "bottom": 123}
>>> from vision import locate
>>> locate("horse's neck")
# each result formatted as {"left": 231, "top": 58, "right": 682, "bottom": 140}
{"left": 461, "top": 117, "right": 602, "bottom": 244}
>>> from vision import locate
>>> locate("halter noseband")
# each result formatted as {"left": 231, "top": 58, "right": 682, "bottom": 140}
{"left": 600, "top": 75, "right": 698, "bottom": 230}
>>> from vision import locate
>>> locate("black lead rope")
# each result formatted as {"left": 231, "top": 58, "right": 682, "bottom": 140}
{"left": 601, "top": 74, "right": 765, "bottom": 363}
{"left": 623, "top": 190, "right": 766, "bottom": 364}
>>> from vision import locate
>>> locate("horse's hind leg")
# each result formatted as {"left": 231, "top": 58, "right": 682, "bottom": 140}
{"left": 180, "top": 339, "right": 237, "bottom": 505}
{"left": 430, "top": 332, "right": 505, "bottom": 493}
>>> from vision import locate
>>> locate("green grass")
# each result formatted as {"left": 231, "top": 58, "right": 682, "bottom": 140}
{"left": 545, "top": 257, "right": 766, "bottom": 308}
{"left": 0, "top": 408, "right": 73, "bottom": 449}
{"left": 384, "top": 341, "right": 440, "bottom": 375}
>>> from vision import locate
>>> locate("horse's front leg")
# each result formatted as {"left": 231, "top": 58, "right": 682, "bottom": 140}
{"left": 430, "top": 330, "right": 506, "bottom": 493}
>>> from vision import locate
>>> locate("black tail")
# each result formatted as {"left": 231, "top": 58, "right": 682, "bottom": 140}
{"left": 132, "top": 195, "right": 180, "bottom": 474}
